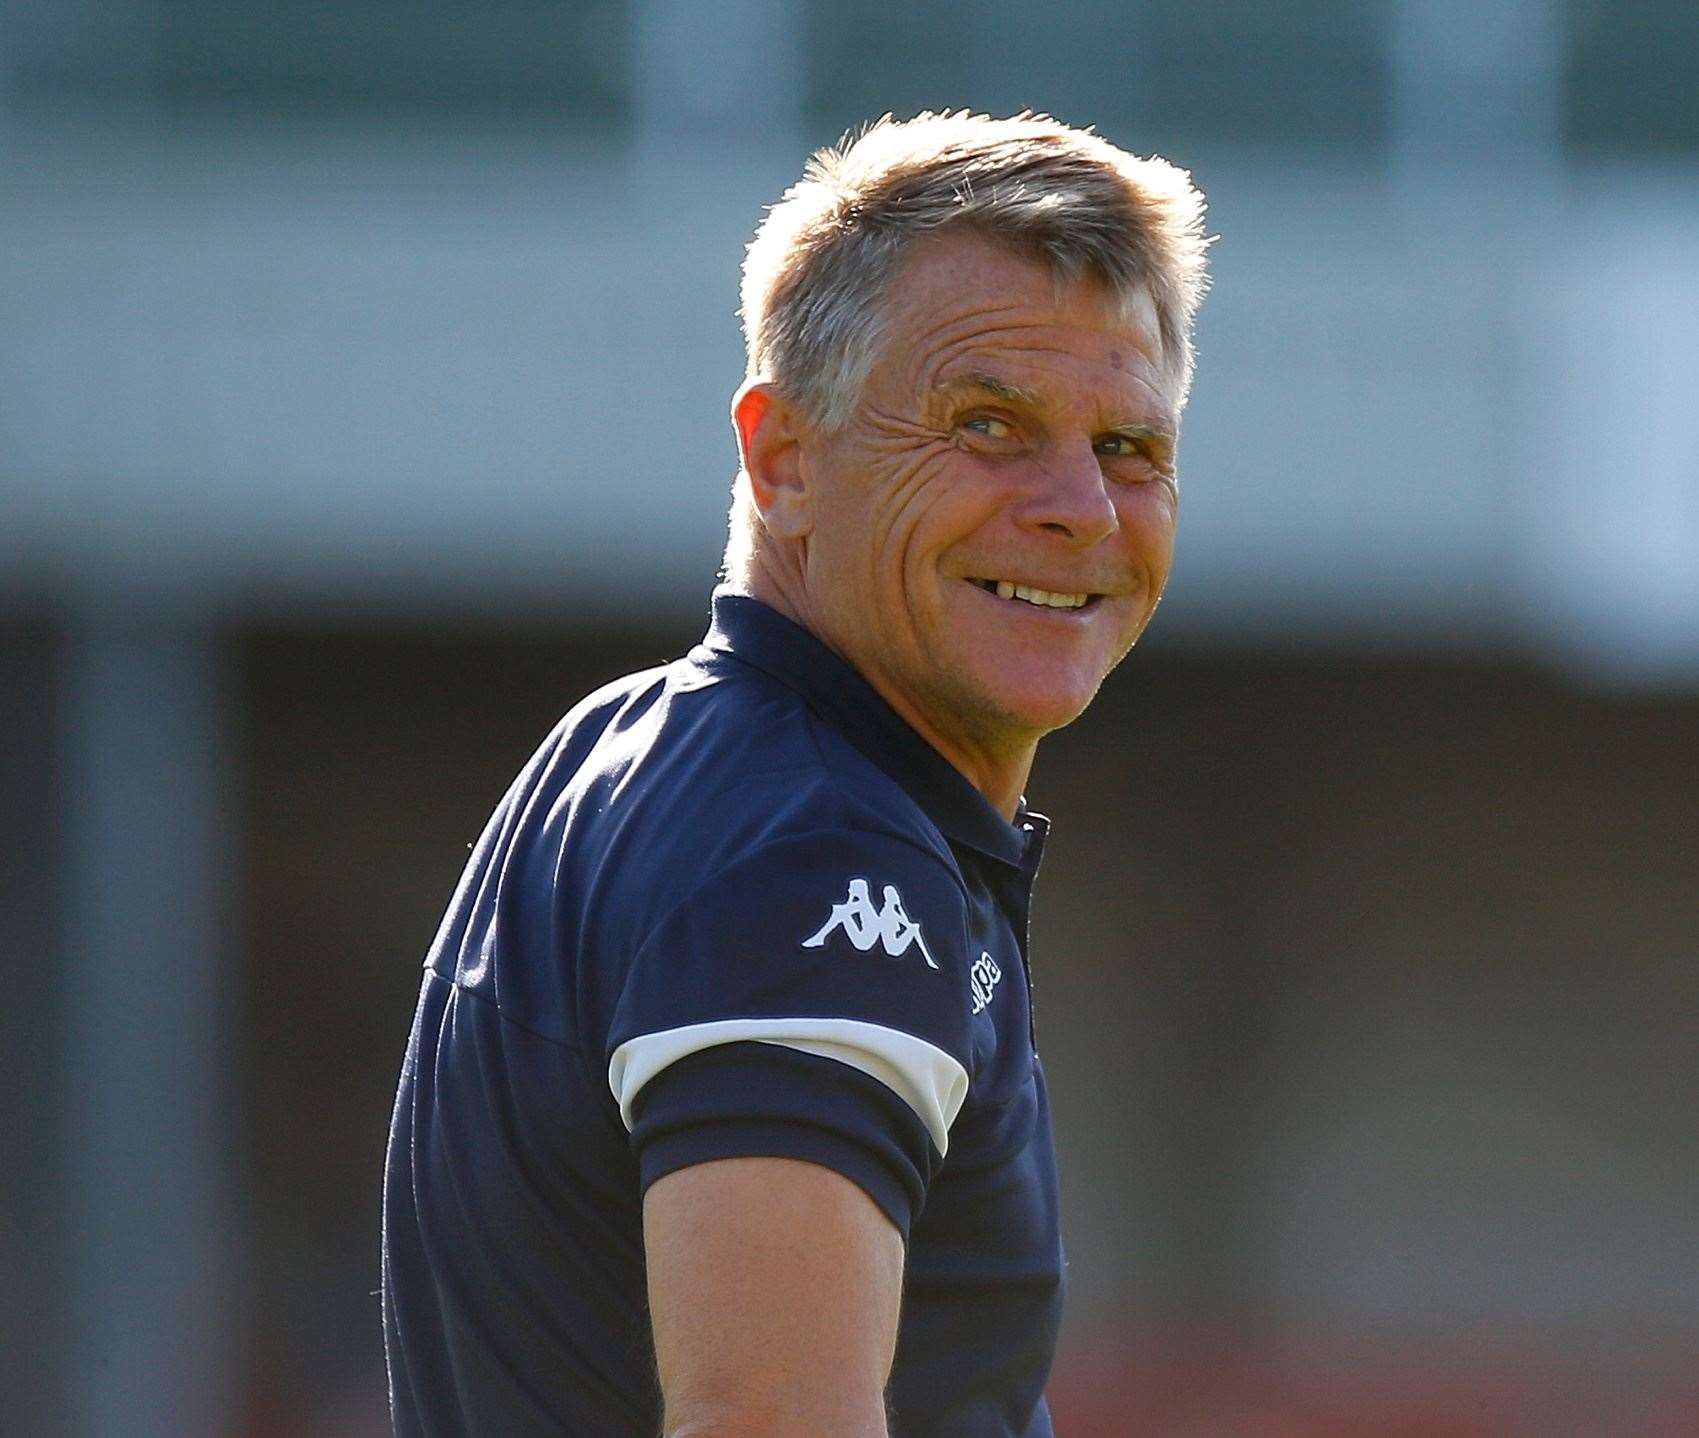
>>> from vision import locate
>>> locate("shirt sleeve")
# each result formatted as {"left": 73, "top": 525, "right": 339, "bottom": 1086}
{"left": 604, "top": 828, "right": 975, "bottom": 1236}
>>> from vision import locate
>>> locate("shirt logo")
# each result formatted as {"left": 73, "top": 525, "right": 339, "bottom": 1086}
{"left": 802, "top": 878, "right": 940, "bottom": 969}
{"left": 969, "top": 951, "right": 1003, "bottom": 1014}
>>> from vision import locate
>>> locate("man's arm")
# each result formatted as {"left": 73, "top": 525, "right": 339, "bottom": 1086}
{"left": 643, "top": 1155, "right": 905, "bottom": 1437}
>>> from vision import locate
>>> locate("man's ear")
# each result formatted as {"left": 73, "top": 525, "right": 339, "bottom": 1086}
{"left": 732, "top": 380, "right": 814, "bottom": 541}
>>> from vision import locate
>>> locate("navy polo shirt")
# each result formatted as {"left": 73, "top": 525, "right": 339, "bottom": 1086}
{"left": 382, "top": 591, "right": 1064, "bottom": 1436}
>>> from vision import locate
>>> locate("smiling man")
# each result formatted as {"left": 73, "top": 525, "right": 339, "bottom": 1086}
{"left": 382, "top": 112, "right": 1209, "bottom": 1437}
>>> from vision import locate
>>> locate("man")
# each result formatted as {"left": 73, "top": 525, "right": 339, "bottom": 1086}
{"left": 382, "top": 111, "right": 1209, "bottom": 1436}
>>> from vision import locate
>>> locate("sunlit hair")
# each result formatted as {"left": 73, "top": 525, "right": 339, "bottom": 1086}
{"left": 724, "top": 110, "right": 1212, "bottom": 582}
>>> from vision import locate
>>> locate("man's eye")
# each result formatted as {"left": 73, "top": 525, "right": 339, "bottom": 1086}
{"left": 1094, "top": 434, "right": 1143, "bottom": 458}
{"left": 961, "top": 416, "right": 1014, "bottom": 440}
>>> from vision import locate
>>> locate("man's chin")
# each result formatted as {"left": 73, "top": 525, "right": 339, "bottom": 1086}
{"left": 1012, "top": 695, "right": 1097, "bottom": 736}
{"left": 974, "top": 670, "right": 1103, "bottom": 739}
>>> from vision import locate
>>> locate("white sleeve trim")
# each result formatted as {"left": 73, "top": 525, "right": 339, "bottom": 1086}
{"left": 608, "top": 1017, "right": 970, "bottom": 1157}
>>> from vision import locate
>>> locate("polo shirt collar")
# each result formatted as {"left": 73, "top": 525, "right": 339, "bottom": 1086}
{"left": 698, "top": 589, "right": 1034, "bottom": 869}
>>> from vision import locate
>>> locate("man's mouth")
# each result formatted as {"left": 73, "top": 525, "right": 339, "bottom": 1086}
{"left": 969, "top": 578, "right": 1097, "bottom": 611}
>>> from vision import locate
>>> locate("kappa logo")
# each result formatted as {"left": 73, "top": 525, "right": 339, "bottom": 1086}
{"left": 802, "top": 878, "right": 940, "bottom": 969}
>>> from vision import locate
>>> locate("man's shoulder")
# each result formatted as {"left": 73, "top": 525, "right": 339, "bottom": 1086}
{"left": 556, "top": 644, "right": 953, "bottom": 886}
{"left": 459, "top": 641, "right": 967, "bottom": 1039}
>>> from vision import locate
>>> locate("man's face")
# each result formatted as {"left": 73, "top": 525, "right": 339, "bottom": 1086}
{"left": 797, "top": 231, "right": 1181, "bottom": 769}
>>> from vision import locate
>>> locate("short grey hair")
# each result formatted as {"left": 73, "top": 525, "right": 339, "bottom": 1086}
{"left": 725, "top": 110, "right": 1212, "bottom": 582}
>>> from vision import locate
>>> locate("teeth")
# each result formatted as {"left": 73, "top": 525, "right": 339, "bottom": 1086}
{"left": 984, "top": 580, "right": 1089, "bottom": 610}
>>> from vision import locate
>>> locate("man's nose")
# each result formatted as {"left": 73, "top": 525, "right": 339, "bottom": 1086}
{"left": 1014, "top": 440, "right": 1118, "bottom": 547}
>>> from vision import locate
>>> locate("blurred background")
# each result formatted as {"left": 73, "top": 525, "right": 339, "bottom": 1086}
{"left": 3, "top": 1, "right": 1697, "bottom": 1433}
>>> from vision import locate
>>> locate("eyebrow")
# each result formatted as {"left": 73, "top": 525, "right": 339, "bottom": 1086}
{"left": 931, "top": 370, "right": 1046, "bottom": 408}
{"left": 1110, "top": 422, "right": 1175, "bottom": 448}
{"left": 932, "top": 369, "right": 1177, "bottom": 442}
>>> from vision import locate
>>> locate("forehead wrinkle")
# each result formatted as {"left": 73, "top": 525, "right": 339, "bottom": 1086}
{"left": 898, "top": 296, "right": 1049, "bottom": 364}
{"left": 909, "top": 319, "right": 1063, "bottom": 413}
{"left": 886, "top": 282, "right": 1176, "bottom": 428}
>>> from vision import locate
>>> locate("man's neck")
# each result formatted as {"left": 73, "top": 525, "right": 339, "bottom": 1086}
{"left": 736, "top": 563, "right": 1036, "bottom": 821}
